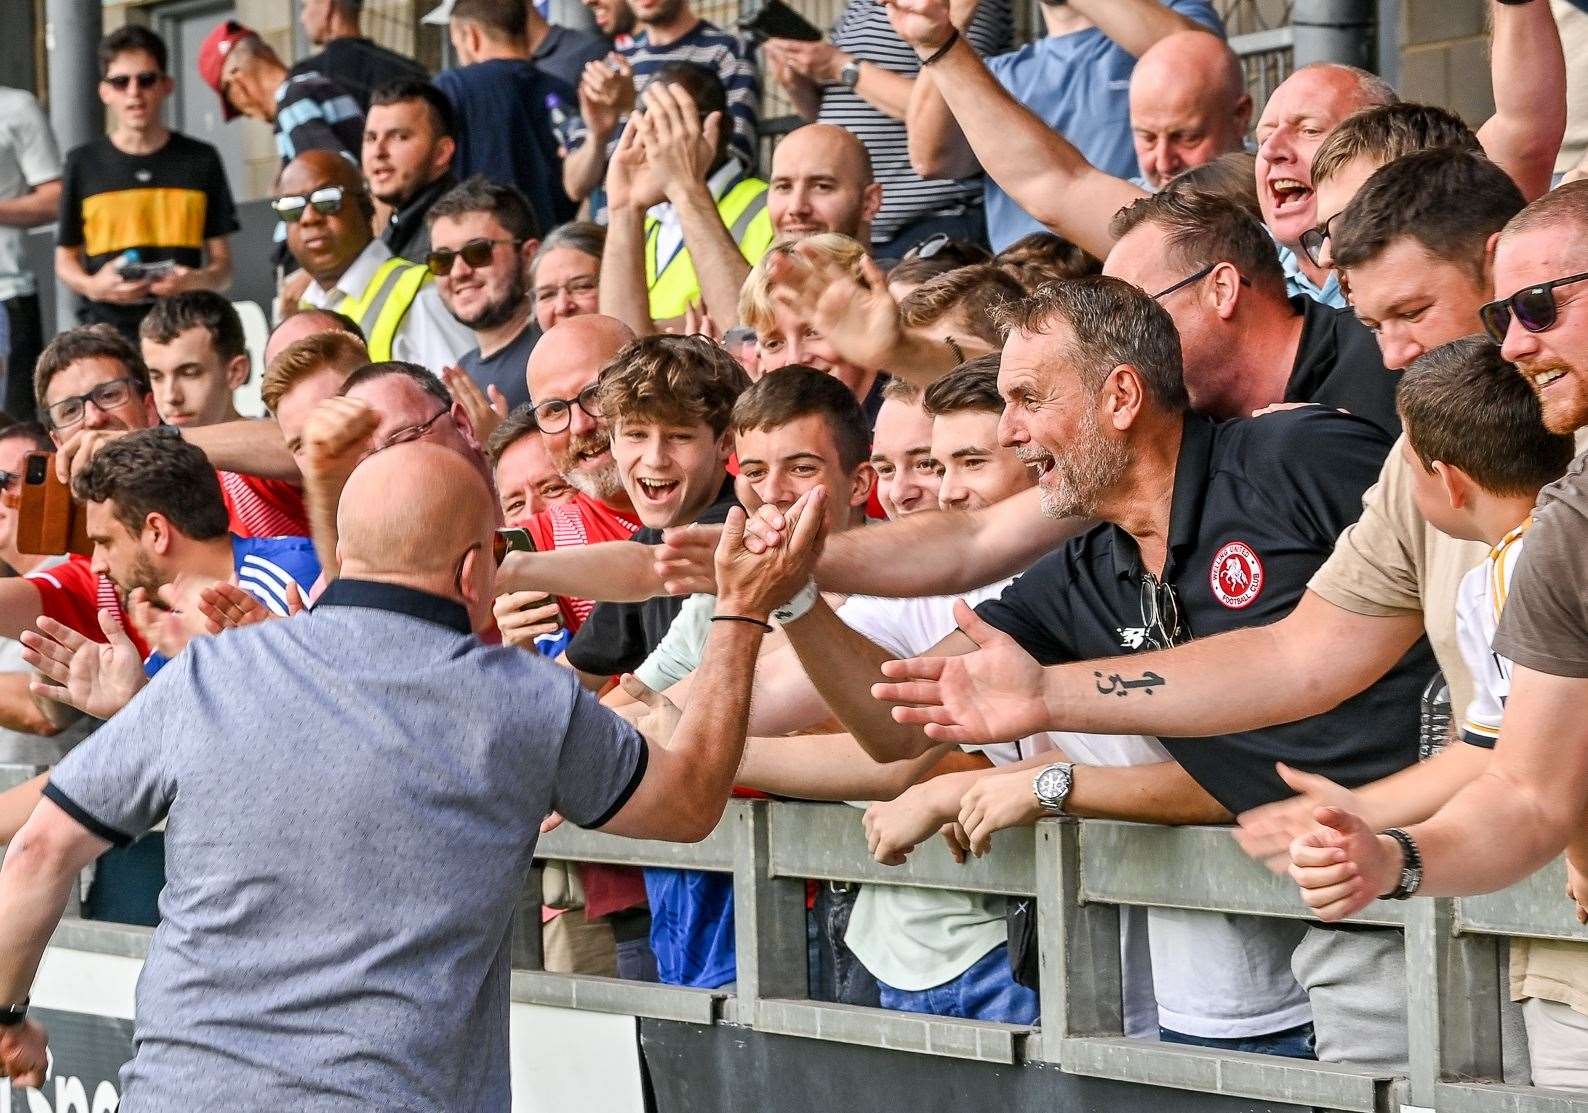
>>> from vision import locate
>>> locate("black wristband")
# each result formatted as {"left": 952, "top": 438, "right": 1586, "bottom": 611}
{"left": 711, "top": 614, "right": 772, "bottom": 633}
{"left": 1382, "top": 827, "right": 1424, "bottom": 900}
{"left": 0, "top": 999, "right": 28, "bottom": 1027}
{"left": 920, "top": 28, "right": 960, "bottom": 66}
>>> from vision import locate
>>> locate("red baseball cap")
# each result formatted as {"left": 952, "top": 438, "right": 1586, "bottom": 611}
{"left": 197, "top": 19, "right": 256, "bottom": 121}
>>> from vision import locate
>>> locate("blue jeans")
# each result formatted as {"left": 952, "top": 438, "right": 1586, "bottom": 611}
{"left": 878, "top": 944, "right": 1038, "bottom": 1023}
{"left": 1159, "top": 1021, "right": 1317, "bottom": 1059}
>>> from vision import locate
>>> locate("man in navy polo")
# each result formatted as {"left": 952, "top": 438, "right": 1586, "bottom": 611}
{"left": 764, "top": 276, "right": 1430, "bottom": 1066}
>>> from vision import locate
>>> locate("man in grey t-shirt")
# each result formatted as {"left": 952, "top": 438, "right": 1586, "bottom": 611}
{"left": 0, "top": 441, "right": 828, "bottom": 1109}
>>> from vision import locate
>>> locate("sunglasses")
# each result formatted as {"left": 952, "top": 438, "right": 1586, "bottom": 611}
{"left": 1479, "top": 272, "right": 1588, "bottom": 343}
{"left": 426, "top": 238, "right": 520, "bottom": 277}
{"left": 1299, "top": 212, "right": 1343, "bottom": 269}
{"left": 1149, "top": 262, "right": 1252, "bottom": 302}
{"left": 104, "top": 71, "right": 161, "bottom": 91}
{"left": 1140, "top": 573, "right": 1190, "bottom": 650}
{"left": 271, "top": 185, "right": 359, "bottom": 223}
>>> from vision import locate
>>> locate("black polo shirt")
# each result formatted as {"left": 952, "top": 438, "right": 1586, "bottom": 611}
{"left": 565, "top": 478, "right": 739, "bottom": 677}
{"left": 1285, "top": 294, "right": 1401, "bottom": 439}
{"left": 975, "top": 410, "right": 1433, "bottom": 814}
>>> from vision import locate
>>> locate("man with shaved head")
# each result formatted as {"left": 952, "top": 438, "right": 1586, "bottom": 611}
{"left": 0, "top": 433, "right": 830, "bottom": 1107}
{"left": 903, "top": 0, "right": 1224, "bottom": 252}
{"left": 767, "top": 124, "right": 883, "bottom": 244}
{"left": 278, "top": 149, "right": 473, "bottom": 369}
{"left": 889, "top": 0, "right": 1563, "bottom": 293}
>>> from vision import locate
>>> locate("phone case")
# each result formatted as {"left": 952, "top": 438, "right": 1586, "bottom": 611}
{"left": 17, "top": 452, "right": 92, "bottom": 557}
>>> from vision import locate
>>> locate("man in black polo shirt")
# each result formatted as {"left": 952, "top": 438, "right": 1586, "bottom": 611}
{"left": 769, "top": 277, "right": 1431, "bottom": 1066}
{"left": 1104, "top": 189, "right": 1399, "bottom": 437}
{"left": 563, "top": 335, "right": 746, "bottom": 680}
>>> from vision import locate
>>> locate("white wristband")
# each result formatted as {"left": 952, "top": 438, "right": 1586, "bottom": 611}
{"left": 771, "top": 579, "right": 820, "bottom": 626}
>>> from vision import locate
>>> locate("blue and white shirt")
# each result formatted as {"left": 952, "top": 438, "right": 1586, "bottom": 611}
{"left": 145, "top": 535, "right": 322, "bottom": 676}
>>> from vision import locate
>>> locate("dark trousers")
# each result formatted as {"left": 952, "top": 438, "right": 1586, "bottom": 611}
{"left": 809, "top": 882, "right": 881, "bottom": 1006}
{"left": 2, "top": 293, "right": 42, "bottom": 423}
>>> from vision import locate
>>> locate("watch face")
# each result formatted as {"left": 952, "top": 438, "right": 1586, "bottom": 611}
{"left": 1035, "top": 766, "right": 1065, "bottom": 803}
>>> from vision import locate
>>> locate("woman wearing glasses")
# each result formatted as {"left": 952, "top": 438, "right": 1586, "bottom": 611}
{"left": 55, "top": 26, "right": 237, "bottom": 344}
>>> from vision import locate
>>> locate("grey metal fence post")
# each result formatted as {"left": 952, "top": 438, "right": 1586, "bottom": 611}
{"left": 1404, "top": 898, "right": 1503, "bottom": 1108}
{"left": 733, "top": 800, "right": 808, "bottom": 1016}
{"left": 1034, "top": 818, "right": 1123, "bottom": 1064}
{"left": 45, "top": 0, "right": 103, "bottom": 334}
{"left": 1291, "top": 0, "right": 1376, "bottom": 70}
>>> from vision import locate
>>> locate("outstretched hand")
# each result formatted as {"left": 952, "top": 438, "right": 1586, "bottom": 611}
{"left": 442, "top": 365, "right": 510, "bottom": 446}
{"left": 654, "top": 523, "right": 722, "bottom": 595}
{"left": 619, "top": 673, "right": 683, "bottom": 749}
{"left": 882, "top": 0, "right": 957, "bottom": 52}
{"left": 765, "top": 245, "right": 902, "bottom": 375}
{"left": 1235, "top": 763, "right": 1363, "bottom": 873}
{"left": 714, "top": 488, "right": 829, "bottom": 622}
{"left": 872, "top": 600, "right": 1050, "bottom": 743}
{"left": 22, "top": 611, "right": 147, "bottom": 720}
{"left": 1288, "top": 806, "right": 1400, "bottom": 922}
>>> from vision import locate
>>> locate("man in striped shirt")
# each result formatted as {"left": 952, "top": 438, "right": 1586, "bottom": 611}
{"left": 560, "top": 0, "right": 758, "bottom": 206}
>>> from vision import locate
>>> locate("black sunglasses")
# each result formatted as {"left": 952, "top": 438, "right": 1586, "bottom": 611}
{"left": 1140, "top": 573, "right": 1189, "bottom": 650}
{"left": 1150, "top": 262, "right": 1252, "bottom": 302}
{"left": 1299, "top": 212, "right": 1343, "bottom": 269}
{"left": 271, "top": 185, "right": 360, "bottom": 224}
{"left": 104, "top": 71, "right": 161, "bottom": 91}
{"left": 1479, "top": 271, "right": 1588, "bottom": 343}
{"left": 426, "top": 238, "right": 520, "bottom": 277}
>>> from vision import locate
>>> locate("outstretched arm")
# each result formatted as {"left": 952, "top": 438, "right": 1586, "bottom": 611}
{"left": 876, "top": 591, "right": 1424, "bottom": 744}
{"left": 737, "top": 732, "right": 972, "bottom": 802}
{"left": 1475, "top": 0, "right": 1567, "bottom": 202}
{"left": 0, "top": 799, "right": 112, "bottom": 1088}
{"left": 600, "top": 492, "right": 829, "bottom": 841}
{"left": 498, "top": 540, "right": 666, "bottom": 603}
{"left": 886, "top": 0, "right": 1145, "bottom": 258}
{"left": 1290, "top": 667, "right": 1588, "bottom": 921}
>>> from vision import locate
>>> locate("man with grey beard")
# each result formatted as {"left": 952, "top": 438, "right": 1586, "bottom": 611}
{"left": 751, "top": 276, "right": 1431, "bottom": 1059}
{"left": 516, "top": 314, "right": 643, "bottom": 632}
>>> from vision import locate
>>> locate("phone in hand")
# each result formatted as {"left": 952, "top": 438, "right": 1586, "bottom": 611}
{"left": 494, "top": 527, "right": 538, "bottom": 564}
{"left": 117, "top": 258, "right": 177, "bottom": 283}
{"left": 737, "top": 0, "right": 823, "bottom": 42}
{"left": 17, "top": 452, "right": 92, "bottom": 557}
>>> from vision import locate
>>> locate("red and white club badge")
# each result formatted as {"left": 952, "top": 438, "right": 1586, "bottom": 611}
{"left": 1210, "top": 541, "right": 1264, "bottom": 609}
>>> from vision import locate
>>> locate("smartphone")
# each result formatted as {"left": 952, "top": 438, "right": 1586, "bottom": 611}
{"left": 118, "top": 259, "right": 177, "bottom": 283}
{"left": 17, "top": 452, "right": 92, "bottom": 557}
{"left": 737, "top": 0, "right": 823, "bottom": 42}
{"left": 494, "top": 527, "right": 538, "bottom": 564}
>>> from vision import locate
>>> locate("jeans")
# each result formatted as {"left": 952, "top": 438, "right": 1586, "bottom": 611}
{"left": 810, "top": 883, "right": 881, "bottom": 1006}
{"left": 878, "top": 944, "right": 1038, "bottom": 1023}
{"left": 1159, "top": 1021, "right": 1317, "bottom": 1059}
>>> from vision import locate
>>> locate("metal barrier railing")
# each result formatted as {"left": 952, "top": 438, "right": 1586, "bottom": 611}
{"left": 520, "top": 801, "right": 1588, "bottom": 1112}
{"left": 29, "top": 797, "right": 1588, "bottom": 1110}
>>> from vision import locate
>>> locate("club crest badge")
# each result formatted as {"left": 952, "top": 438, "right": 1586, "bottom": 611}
{"left": 1210, "top": 541, "right": 1263, "bottom": 609}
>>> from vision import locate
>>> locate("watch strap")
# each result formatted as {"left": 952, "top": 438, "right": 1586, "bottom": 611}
{"left": 771, "top": 579, "right": 820, "bottom": 625}
{"left": 0, "top": 998, "right": 29, "bottom": 1027}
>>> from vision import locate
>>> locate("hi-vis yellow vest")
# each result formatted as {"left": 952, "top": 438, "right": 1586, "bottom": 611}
{"left": 645, "top": 175, "right": 775, "bottom": 321}
{"left": 302, "top": 255, "right": 431, "bottom": 362}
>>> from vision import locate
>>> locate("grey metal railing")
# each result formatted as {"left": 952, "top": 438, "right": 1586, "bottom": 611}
{"left": 522, "top": 801, "right": 1588, "bottom": 1112}
{"left": 31, "top": 798, "right": 1588, "bottom": 1110}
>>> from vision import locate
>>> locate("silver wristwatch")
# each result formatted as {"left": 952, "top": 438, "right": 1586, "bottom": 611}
{"left": 1032, "top": 762, "right": 1074, "bottom": 815}
{"left": 839, "top": 59, "right": 862, "bottom": 89}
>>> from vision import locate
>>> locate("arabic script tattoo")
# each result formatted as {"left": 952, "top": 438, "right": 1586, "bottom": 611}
{"left": 1092, "top": 670, "right": 1167, "bottom": 698}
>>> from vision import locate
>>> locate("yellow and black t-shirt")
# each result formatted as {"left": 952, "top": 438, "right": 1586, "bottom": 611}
{"left": 58, "top": 133, "right": 238, "bottom": 336}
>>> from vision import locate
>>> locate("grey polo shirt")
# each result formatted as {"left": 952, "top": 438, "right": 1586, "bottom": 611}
{"left": 45, "top": 578, "right": 647, "bottom": 1112}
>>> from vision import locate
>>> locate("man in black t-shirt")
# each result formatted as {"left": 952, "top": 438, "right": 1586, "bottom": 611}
{"left": 293, "top": 0, "right": 429, "bottom": 113}
{"left": 563, "top": 335, "right": 748, "bottom": 680}
{"left": 55, "top": 27, "right": 238, "bottom": 342}
{"left": 1104, "top": 189, "right": 1400, "bottom": 437}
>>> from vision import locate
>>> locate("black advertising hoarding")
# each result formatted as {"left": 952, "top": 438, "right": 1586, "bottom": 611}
{"left": 1, "top": 1008, "right": 132, "bottom": 1113}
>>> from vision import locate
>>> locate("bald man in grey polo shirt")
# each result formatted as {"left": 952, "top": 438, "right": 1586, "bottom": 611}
{"left": 0, "top": 442, "right": 829, "bottom": 1110}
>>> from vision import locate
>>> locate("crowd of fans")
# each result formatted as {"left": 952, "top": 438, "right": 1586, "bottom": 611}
{"left": 1, "top": 0, "right": 1588, "bottom": 1095}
